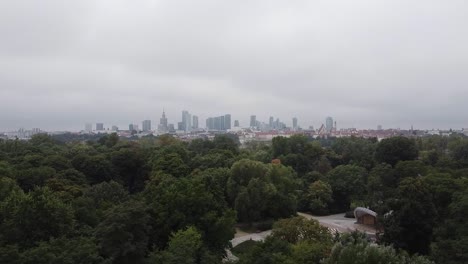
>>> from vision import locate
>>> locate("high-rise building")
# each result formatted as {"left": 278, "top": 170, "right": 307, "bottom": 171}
{"left": 85, "top": 123, "right": 92, "bottom": 132}
{"left": 325, "top": 117, "right": 333, "bottom": 132}
{"left": 111, "top": 125, "right": 118, "bottom": 131}
{"left": 96, "top": 123, "right": 104, "bottom": 131}
{"left": 206, "top": 114, "right": 230, "bottom": 130}
{"left": 224, "top": 114, "right": 231, "bottom": 130}
{"left": 269, "top": 116, "right": 274, "bottom": 128}
{"left": 234, "top": 120, "right": 240, "bottom": 127}
{"left": 142, "top": 120, "right": 151, "bottom": 132}
{"left": 250, "top": 115, "right": 256, "bottom": 127}
{"left": 206, "top": 117, "right": 213, "bottom": 130}
{"left": 377, "top": 125, "right": 382, "bottom": 130}
{"left": 129, "top": 124, "right": 134, "bottom": 131}
{"left": 293, "top": 117, "right": 298, "bottom": 130}
{"left": 158, "top": 110, "right": 168, "bottom": 132}
{"left": 192, "top": 115, "right": 199, "bottom": 129}
{"left": 182, "top": 110, "right": 192, "bottom": 132}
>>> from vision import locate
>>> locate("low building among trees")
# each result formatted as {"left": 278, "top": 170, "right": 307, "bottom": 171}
{"left": 354, "top": 207, "right": 377, "bottom": 226}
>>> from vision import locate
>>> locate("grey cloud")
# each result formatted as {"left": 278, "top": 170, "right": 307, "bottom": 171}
{"left": 0, "top": 0, "right": 467, "bottom": 131}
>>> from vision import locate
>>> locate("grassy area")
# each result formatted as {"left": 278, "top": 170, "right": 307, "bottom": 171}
{"left": 232, "top": 240, "right": 259, "bottom": 256}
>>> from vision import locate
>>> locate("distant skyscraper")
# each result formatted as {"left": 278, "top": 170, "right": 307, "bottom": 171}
{"left": 129, "top": 124, "right": 134, "bottom": 131}
{"left": 142, "top": 120, "right": 151, "bottom": 132}
{"left": 182, "top": 110, "right": 192, "bottom": 132}
{"left": 206, "top": 114, "right": 230, "bottom": 130}
{"left": 85, "top": 123, "right": 92, "bottom": 132}
{"left": 111, "top": 125, "right": 118, "bottom": 131}
{"left": 234, "top": 120, "right": 239, "bottom": 127}
{"left": 377, "top": 125, "right": 382, "bottom": 130}
{"left": 269, "top": 116, "right": 274, "bottom": 128}
{"left": 192, "top": 115, "right": 199, "bottom": 129}
{"left": 293, "top": 117, "right": 298, "bottom": 130}
{"left": 206, "top": 117, "right": 214, "bottom": 130}
{"left": 250, "top": 115, "right": 256, "bottom": 127}
{"left": 325, "top": 117, "right": 333, "bottom": 132}
{"left": 159, "top": 110, "right": 168, "bottom": 132}
{"left": 96, "top": 123, "right": 104, "bottom": 131}
{"left": 224, "top": 114, "right": 231, "bottom": 130}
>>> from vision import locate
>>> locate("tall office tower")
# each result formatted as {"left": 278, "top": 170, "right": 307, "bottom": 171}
{"left": 224, "top": 114, "right": 231, "bottom": 130}
{"left": 234, "top": 120, "right": 239, "bottom": 127}
{"left": 275, "top": 118, "right": 280, "bottom": 129}
{"left": 250, "top": 115, "right": 256, "bottom": 127}
{"left": 142, "top": 120, "right": 151, "bottom": 132}
{"left": 215, "top": 115, "right": 224, "bottom": 130}
{"left": 159, "top": 110, "right": 168, "bottom": 130}
{"left": 182, "top": 110, "right": 192, "bottom": 132}
{"left": 96, "top": 123, "right": 104, "bottom": 131}
{"left": 85, "top": 123, "right": 92, "bottom": 132}
{"left": 268, "top": 116, "right": 274, "bottom": 129}
{"left": 111, "top": 125, "right": 118, "bottom": 131}
{"left": 293, "top": 117, "right": 298, "bottom": 130}
{"left": 377, "top": 125, "right": 382, "bottom": 130}
{"left": 192, "top": 115, "right": 199, "bottom": 129}
{"left": 325, "top": 117, "right": 333, "bottom": 132}
{"left": 206, "top": 115, "right": 230, "bottom": 130}
{"left": 206, "top": 117, "right": 214, "bottom": 130}
{"left": 129, "top": 124, "right": 134, "bottom": 131}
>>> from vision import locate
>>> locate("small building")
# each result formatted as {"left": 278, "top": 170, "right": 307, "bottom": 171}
{"left": 354, "top": 207, "right": 377, "bottom": 226}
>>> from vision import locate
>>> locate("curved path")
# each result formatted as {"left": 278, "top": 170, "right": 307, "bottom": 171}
{"left": 224, "top": 212, "right": 377, "bottom": 262}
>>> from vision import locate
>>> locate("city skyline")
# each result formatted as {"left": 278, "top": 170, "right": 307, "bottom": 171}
{"left": 1, "top": 1, "right": 468, "bottom": 131}
{"left": 1, "top": 109, "right": 466, "bottom": 133}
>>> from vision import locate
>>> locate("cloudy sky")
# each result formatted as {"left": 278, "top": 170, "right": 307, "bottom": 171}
{"left": 1, "top": 0, "right": 467, "bottom": 131}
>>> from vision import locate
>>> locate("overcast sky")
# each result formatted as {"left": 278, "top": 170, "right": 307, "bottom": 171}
{"left": 1, "top": 0, "right": 467, "bottom": 131}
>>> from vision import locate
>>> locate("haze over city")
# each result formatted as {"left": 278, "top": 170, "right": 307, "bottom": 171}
{"left": 1, "top": 0, "right": 468, "bottom": 131}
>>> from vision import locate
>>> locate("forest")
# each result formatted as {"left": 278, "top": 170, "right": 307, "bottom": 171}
{"left": 0, "top": 132, "right": 467, "bottom": 264}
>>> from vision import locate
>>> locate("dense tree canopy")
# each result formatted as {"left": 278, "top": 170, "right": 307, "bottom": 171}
{"left": 0, "top": 133, "right": 466, "bottom": 263}
{"left": 375, "top": 137, "right": 418, "bottom": 166}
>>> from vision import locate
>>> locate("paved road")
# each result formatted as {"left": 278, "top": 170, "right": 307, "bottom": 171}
{"left": 298, "top": 212, "right": 377, "bottom": 235}
{"left": 224, "top": 230, "right": 272, "bottom": 262}
{"left": 224, "top": 212, "right": 376, "bottom": 262}
{"left": 231, "top": 230, "right": 272, "bottom": 247}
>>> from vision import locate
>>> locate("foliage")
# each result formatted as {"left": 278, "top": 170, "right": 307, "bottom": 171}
{"left": 95, "top": 200, "right": 151, "bottom": 264}
{"left": 325, "top": 165, "right": 367, "bottom": 212}
{"left": 228, "top": 160, "right": 298, "bottom": 223}
{"left": 324, "top": 233, "right": 433, "bottom": 264}
{"left": 0, "top": 133, "right": 467, "bottom": 263}
{"left": 380, "top": 177, "right": 437, "bottom": 255}
{"left": 375, "top": 137, "right": 418, "bottom": 166}
{"left": 307, "top": 180, "right": 333, "bottom": 215}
